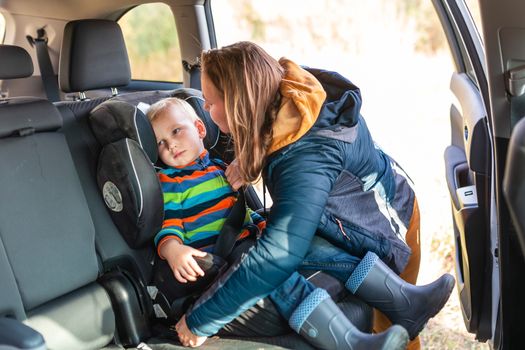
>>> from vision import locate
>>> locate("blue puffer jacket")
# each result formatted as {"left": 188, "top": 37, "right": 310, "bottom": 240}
{"left": 185, "top": 59, "right": 415, "bottom": 336}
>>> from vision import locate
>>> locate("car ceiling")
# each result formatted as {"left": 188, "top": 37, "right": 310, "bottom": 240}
{"left": 0, "top": 0, "right": 204, "bottom": 20}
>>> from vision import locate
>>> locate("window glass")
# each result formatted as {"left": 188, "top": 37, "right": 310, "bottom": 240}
{"left": 464, "top": 0, "right": 482, "bottom": 37}
{"left": 119, "top": 3, "right": 183, "bottom": 82}
{"left": 210, "top": 0, "right": 450, "bottom": 83}
{"left": 0, "top": 13, "right": 5, "bottom": 43}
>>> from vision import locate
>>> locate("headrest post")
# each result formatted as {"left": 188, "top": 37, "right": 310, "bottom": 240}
{"left": 111, "top": 87, "right": 119, "bottom": 97}
{"left": 78, "top": 92, "right": 87, "bottom": 101}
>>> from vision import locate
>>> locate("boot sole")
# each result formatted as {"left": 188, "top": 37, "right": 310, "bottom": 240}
{"left": 406, "top": 274, "right": 455, "bottom": 340}
{"left": 381, "top": 325, "right": 409, "bottom": 350}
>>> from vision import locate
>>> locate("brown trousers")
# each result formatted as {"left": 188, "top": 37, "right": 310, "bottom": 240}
{"left": 373, "top": 198, "right": 421, "bottom": 350}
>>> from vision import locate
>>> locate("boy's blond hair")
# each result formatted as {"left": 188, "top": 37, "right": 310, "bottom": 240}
{"left": 147, "top": 97, "right": 200, "bottom": 124}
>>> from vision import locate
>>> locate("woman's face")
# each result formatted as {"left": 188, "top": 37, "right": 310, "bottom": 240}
{"left": 201, "top": 73, "right": 229, "bottom": 133}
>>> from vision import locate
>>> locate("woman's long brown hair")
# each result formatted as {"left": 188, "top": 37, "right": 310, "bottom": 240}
{"left": 201, "top": 41, "right": 284, "bottom": 183}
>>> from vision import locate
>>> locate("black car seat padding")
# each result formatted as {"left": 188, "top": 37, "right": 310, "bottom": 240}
{"left": 90, "top": 100, "right": 163, "bottom": 248}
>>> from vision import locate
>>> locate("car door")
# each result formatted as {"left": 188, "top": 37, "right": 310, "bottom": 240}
{"left": 478, "top": 0, "right": 525, "bottom": 348}
{"left": 432, "top": 0, "right": 494, "bottom": 343}
{"left": 434, "top": 0, "right": 525, "bottom": 348}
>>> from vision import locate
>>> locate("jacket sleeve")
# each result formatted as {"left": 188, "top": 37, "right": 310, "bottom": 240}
{"left": 154, "top": 178, "right": 186, "bottom": 257}
{"left": 185, "top": 138, "right": 344, "bottom": 336}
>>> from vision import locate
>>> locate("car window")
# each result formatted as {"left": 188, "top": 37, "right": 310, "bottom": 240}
{"left": 119, "top": 3, "right": 183, "bottom": 82}
{"left": 210, "top": 0, "right": 449, "bottom": 87}
{"left": 0, "top": 12, "right": 5, "bottom": 43}
{"left": 464, "top": 0, "right": 482, "bottom": 36}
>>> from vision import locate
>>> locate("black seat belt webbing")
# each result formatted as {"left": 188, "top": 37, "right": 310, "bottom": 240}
{"left": 189, "top": 65, "right": 201, "bottom": 91}
{"left": 182, "top": 60, "right": 201, "bottom": 90}
{"left": 213, "top": 189, "right": 247, "bottom": 259}
{"left": 34, "top": 38, "right": 60, "bottom": 102}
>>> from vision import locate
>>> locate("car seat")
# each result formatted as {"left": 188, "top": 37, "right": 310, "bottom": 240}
{"left": 0, "top": 44, "right": 151, "bottom": 350}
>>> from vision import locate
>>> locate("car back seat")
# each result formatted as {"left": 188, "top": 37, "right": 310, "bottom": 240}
{"left": 0, "top": 44, "right": 119, "bottom": 350}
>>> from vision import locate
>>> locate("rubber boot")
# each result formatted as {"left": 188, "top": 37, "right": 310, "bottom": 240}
{"left": 346, "top": 252, "right": 455, "bottom": 340}
{"left": 289, "top": 288, "right": 409, "bottom": 350}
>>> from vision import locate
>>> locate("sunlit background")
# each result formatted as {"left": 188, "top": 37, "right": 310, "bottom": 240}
{"left": 0, "top": 13, "right": 5, "bottom": 42}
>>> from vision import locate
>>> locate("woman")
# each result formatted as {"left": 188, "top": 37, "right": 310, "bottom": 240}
{"left": 175, "top": 41, "right": 454, "bottom": 349}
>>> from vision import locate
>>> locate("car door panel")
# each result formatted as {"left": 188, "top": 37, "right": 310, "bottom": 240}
{"left": 444, "top": 71, "right": 492, "bottom": 340}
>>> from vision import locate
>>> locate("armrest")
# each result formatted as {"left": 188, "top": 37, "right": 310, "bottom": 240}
{"left": 0, "top": 317, "right": 46, "bottom": 350}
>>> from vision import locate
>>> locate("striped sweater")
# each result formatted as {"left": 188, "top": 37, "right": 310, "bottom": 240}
{"left": 155, "top": 151, "right": 265, "bottom": 256}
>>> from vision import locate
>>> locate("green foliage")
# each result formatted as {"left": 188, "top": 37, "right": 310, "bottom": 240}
{"left": 119, "top": 3, "right": 183, "bottom": 81}
{"left": 397, "top": 0, "right": 447, "bottom": 54}
{"left": 120, "top": 3, "right": 179, "bottom": 58}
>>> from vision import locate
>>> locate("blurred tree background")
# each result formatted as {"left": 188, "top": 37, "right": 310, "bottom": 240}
{"left": 119, "top": 3, "right": 183, "bottom": 82}
{"left": 0, "top": 13, "right": 5, "bottom": 43}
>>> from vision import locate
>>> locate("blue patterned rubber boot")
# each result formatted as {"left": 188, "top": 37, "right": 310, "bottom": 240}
{"left": 346, "top": 251, "right": 455, "bottom": 340}
{"left": 289, "top": 288, "right": 409, "bottom": 350}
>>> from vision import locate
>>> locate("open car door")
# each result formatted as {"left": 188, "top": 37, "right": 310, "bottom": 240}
{"left": 433, "top": 0, "right": 494, "bottom": 344}
{"left": 434, "top": 0, "right": 525, "bottom": 348}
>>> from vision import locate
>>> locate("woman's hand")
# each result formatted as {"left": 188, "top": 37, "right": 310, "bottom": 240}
{"left": 176, "top": 315, "right": 208, "bottom": 347}
{"left": 225, "top": 158, "right": 244, "bottom": 191}
{"left": 160, "top": 239, "right": 207, "bottom": 283}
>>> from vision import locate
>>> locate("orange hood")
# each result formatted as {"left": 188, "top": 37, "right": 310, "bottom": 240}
{"left": 267, "top": 58, "right": 327, "bottom": 155}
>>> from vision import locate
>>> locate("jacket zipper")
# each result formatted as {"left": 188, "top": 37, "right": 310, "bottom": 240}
{"left": 335, "top": 218, "right": 351, "bottom": 241}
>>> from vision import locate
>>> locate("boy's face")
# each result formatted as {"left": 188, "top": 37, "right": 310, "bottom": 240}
{"left": 152, "top": 105, "right": 207, "bottom": 168}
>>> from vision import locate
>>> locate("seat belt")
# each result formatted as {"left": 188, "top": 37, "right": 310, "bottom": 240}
{"left": 507, "top": 65, "right": 525, "bottom": 128}
{"left": 182, "top": 60, "right": 201, "bottom": 90}
{"left": 510, "top": 93, "right": 525, "bottom": 129}
{"left": 213, "top": 189, "right": 247, "bottom": 259}
{"left": 28, "top": 27, "right": 60, "bottom": 102}
{"left": 149, "top": 188, "right": 247, "bottom": 321}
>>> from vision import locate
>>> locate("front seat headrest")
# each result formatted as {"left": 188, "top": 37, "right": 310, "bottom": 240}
{"left": 59, "top": 19, "right": 131, "bottom": 93}
{"left": 0, "top": 45, "right": 34, "bottom": 80}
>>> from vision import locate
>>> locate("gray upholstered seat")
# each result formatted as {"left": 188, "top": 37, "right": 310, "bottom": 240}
{"left": 0, "top": 45, "right": 117, "bottom": 349}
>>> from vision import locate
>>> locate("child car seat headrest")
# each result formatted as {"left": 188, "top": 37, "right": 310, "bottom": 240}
{"left": 111, "top": 87, "right": 234, "bottom": 163}
{"left": 89, "top": 99, "right": 163, "bottom": 248}
{"left": 90, "top": 100, "right": 158, "bottom": 163}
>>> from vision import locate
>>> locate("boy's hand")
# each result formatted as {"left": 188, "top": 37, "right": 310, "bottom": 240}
{"left": 175, "top": 315, "right": 208, "bottom": 347}
{"left": 225, "top": 158, "right": 244, "bottom": 191}
{"left": 160, "top": 239, "right": 207, "bottom": 283}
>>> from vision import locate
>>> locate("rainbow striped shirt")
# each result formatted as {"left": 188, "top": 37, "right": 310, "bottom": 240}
{"left": 154, "top": 151, "right": 265, "bottom": 256}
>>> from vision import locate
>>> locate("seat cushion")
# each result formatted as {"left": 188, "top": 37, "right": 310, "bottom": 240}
{"left": 0, "top": 133, "right": 99, "bottom": 310}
